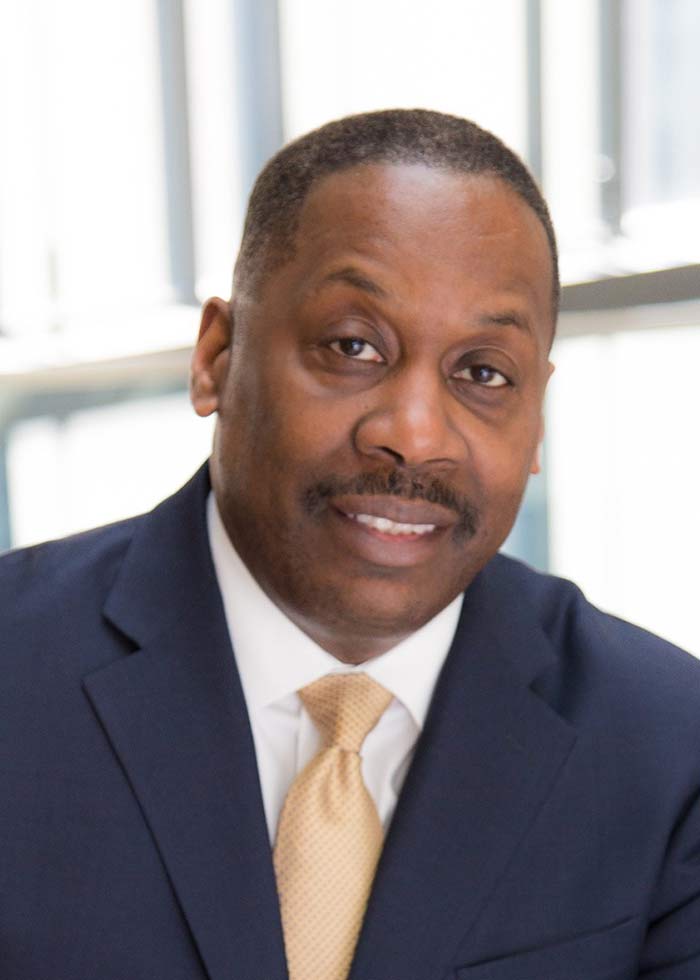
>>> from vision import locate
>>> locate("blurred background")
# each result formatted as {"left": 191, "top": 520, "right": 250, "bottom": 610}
{"left": 1, "top": 0, "right": 698, "bottom": 653}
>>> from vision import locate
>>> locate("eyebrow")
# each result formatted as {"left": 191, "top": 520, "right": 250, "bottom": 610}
{"left": 476, "top": 310, "right": 533, "bottom": 336}
{"left": 315, "top": 272, "right": 536, "bottom": 337}
{"left": 319, "top": 266, "right": 389, "bottom": 299}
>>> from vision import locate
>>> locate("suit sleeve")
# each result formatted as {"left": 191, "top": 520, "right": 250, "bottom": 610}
{"left": 638, "top": 788, "right": 700, "bottom": 978}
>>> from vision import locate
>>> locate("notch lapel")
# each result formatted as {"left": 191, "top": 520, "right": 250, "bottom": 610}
{"left": 350, "top": 560, "right": 578, "bottom": 980}
{"left": 83, "top": 469, "right": 287, "bottom": 980}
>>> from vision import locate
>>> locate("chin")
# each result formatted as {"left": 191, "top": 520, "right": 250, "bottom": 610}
{"left": 318, "top": 577, "right": 457, "bottom": 638}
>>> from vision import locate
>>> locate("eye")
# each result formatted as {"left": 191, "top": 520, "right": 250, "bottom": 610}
{"left": 329, "top": 337, "right": 384, "bottom": 362}
{"left": 453, "top": 364, "right": 510, "bottom": 388}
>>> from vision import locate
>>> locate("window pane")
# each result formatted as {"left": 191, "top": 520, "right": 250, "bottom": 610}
{"left": 278, "top": 0, "right": 529, "bottom": 157}
{"left": 540, "top": 0, "right": 603, "bottom": 269}
{"left": 6, "top": 392, "right": 214, "bottom": 547}
{"left": 546, "top": 323, "right": 700, "bottom": 656}
{"left": 623, "top": 0, "right": 700, "bottom": 212}
{"left": 0, "top": 0, "right": 179, "bottom": 337}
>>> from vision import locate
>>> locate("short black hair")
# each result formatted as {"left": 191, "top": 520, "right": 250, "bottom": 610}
{"left": 234, "top": 108, "right": 559, "bottom": 313}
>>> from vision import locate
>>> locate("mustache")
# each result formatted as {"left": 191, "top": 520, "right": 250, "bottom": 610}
{"left": 303, "top": 470, "right": 480, "bottom": 540}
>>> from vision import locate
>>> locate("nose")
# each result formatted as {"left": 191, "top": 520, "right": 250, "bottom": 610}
{"left": 353, "top": 369, "right": 466, "bottom": 469}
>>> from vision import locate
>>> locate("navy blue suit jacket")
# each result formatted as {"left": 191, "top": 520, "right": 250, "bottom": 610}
{"left": 2, "top": 466, "right": 700, "bottom": 979}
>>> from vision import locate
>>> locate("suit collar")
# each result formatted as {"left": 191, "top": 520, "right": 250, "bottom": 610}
{"left": 85, "top": 465, "right": 288, "bottom": 980}
{"left": 101, "top": 465, "right": 217, "bottom": 647}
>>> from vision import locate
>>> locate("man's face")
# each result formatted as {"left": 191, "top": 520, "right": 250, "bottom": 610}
{"left": 192, "top": 163, "right": 555, "bottom": 662}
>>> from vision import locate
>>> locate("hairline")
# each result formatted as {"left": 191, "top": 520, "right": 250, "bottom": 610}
{"left": 232, "top": 111, "right": 560, "bottom": 338}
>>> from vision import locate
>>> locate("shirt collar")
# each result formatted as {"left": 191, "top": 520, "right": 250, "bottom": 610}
{"left": 207, "top": 492, "right": 463, "bottom": 730}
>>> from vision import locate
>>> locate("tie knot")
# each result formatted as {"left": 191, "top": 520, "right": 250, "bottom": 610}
{"left": 299, "top": 673, "right": 393, "bottom": 753}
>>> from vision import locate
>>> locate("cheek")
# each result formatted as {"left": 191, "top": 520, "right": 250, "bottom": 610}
{"left": 468, "top": 419, "right": 541, "bottom": 503}
{"left": 263, "top": 378, "right": 360, "bottom": 467}
{"left": 285, "top": 415, "right": 354, "bottom": 480}
{"left": 228, "top": 393, "right": 354, "bottom": 489}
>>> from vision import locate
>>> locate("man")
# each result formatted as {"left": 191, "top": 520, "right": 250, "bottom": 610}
{"left": 1, "top": 109, "right": 699, "bottom": 979}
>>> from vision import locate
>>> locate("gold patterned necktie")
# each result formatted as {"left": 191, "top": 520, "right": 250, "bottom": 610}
{"left": 273, "top": 673, "right": 393, "bottom": 980}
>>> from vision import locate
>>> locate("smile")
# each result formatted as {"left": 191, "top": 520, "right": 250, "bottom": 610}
{"left": 347, "top": 513, "right": 436, "bottom": 536}
{"left": 327, "top": 499, "right": 454, "bottom": 569}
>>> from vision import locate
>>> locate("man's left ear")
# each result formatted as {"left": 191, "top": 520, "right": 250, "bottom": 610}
{"left": 530, "top": 362, "right": 555, "bottom": 475}
{"left": 190, "top": 297, "right": 234, "bottom": 417}
{"left": 530, "top": 423, "right": 544, "bottom": 475}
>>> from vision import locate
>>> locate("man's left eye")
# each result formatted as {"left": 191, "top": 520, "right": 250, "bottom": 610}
{"left": 453, "top": 364, "right": 510, "bottom": 387}
{"left": 329, "top": 338, "right": 384, "bottom": 362}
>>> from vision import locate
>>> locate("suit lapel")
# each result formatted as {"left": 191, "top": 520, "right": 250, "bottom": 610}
{"left": 81, "top": 467, "right": 576, "bottom": 980}
{"left": 83, "top": 468, "right": 287, "bottom": 980}
{"left": 350, "top": 559, "right": 578, "bottom": 980}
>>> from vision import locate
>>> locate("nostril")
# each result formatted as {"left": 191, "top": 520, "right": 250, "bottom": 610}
{"left": 379, "top": 446, "right": 405, "bottom": 465}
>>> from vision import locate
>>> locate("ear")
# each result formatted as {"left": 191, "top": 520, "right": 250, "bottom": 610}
{"left": 529, "top": 416, "right": 545, "bottom": 475}
{"left": 530, "top": 361, "right": 555, "bottom": 475}
{"left": 190, "top": 297, "right": 233, "bottom": 417}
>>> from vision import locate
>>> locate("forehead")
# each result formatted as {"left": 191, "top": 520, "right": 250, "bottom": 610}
{"left": 300, "top": 162, "right": 541, "bottom": 237}
{"left": 258, "top": 163, "right": 554, "bottom": 347}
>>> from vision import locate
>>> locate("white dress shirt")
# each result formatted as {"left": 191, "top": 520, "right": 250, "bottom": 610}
{"left": 207, "top": 493, "right": 463, "bottom": 844}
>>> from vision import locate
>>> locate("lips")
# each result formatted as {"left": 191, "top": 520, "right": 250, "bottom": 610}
{"left": 331, "top": 494, "right": 456, "bottom": 530}
{"left": 349, "top": 513, "right": 436, "bottom": 536}
{"left": 324, "top": 494, "right": 458, "bottom": 567}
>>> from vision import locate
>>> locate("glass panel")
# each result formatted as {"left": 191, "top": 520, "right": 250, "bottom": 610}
{"left": 546, "top": 323, "right": 700, "bottom": 656}
{"left": 6, "top": 391, "right": 214, "bottom": 547}
{"left": 278, "top": 0, "right": 529, "bottom": 157}
{"left": 616, "top": 0, "right": 700, "bottom": 269}
{"left": 183, "top": 0, "right": 248, "bottom": 300}
{"left": 623, "top": 0, "right": 700, "bottom": 211}
{"left": 540, "top": 0, "right": 604, "bottom": 274}
{"left": 0, "top": 0, "right": 174, "bottom": 337}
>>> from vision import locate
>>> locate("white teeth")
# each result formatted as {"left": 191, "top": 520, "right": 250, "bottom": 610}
{"left": 350, "top": 513, "right": 436, "bottom": 536}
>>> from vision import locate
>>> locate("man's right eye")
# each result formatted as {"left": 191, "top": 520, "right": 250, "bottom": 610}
{"left": 329, "top": 338, "right": 384, "bottom": 362}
